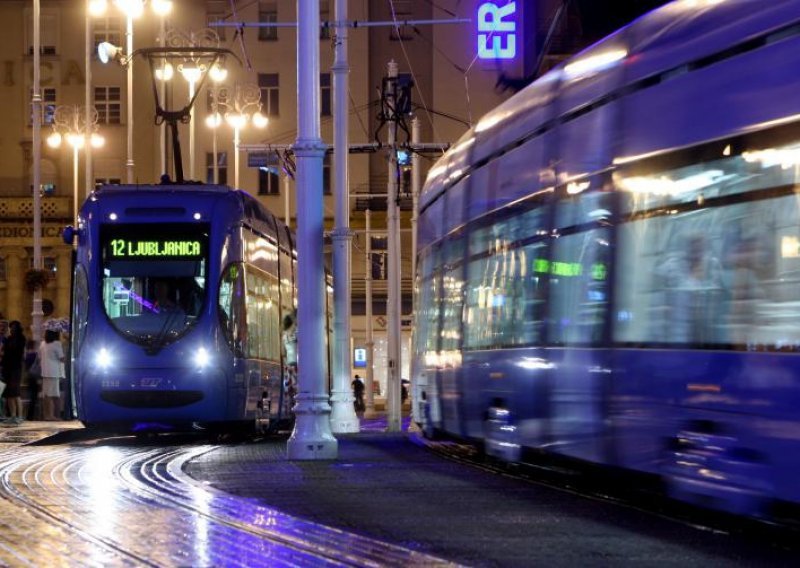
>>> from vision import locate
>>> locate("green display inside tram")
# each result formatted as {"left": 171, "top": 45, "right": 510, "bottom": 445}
{"left": 99, "top": 223, "right": 209, "bottom": 346}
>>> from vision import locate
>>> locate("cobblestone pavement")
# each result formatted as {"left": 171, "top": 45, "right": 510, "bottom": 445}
{"left": 0, "top": 422, "right": 451, "bottom": 567}
{"left": 0, "top": 419, "right": 795, "bottom": 567}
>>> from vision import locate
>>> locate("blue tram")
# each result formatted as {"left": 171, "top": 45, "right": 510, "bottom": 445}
{"left": 66, "top": 183, "right": 317, "bottom": 433}
{"left": 413, "top": 0, "right": 800, "bottom": 519}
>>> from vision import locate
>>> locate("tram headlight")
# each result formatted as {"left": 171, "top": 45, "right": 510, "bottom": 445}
{"left": 195, "top": 347, "right": 211, "bottom": 368}
{"left": 95, "top": 348, "right": 113, "bottom": 370}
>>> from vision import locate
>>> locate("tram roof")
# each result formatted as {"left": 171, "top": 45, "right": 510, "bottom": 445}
{"left": 420, "top": 0, "right": 800, "bottom": 211}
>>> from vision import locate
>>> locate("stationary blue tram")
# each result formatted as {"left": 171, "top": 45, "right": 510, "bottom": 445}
{"left": 413, "top": 0, "right": 800, "bottom": 519}
{"left": 68, "top": 184, "right": 320, "bottom": 434}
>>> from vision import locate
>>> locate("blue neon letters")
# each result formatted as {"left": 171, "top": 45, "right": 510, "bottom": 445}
{"left": 477, "top": 1, "right": 517, "bottom": 60}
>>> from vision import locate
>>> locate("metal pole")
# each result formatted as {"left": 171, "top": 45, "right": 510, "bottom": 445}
{"left": 189, "top": 79, "right": 196, "bottom": 181}
{"left": 386, "top": 60, "right": 402, "bottom": 432}
{"left": 364, "top": 209, "right": 376, "bottom": 418}
{"left": 73, "top": 145, "right": 79, "bottom": 229}
{"left": 159, "top": 17, "right": 167, "bottom": 177}
{"left": 287, "top": 0, "right": 337, "bottom": 460}
{"left": 410, "top": 116, "right": 421, "bottom": 425}
{"left": 85, "top": 2, "right": 93, "bottom": 198}
{"left": 31, "top": 0, "right": 43, "bottom": 343}
{"left": 233, "top": 125, "right": 240, "bottom": 189}
{"left": 125, "top": 14, "right": 134, "bottom": 183}
{"left": 284, "top": 172, "right": 291, "bottom": 227}
{"left": 212, "top": 125, "right": 218, "bottom": 184}
{"left": 329, "top": 0, "right": 358, "bottom": 433}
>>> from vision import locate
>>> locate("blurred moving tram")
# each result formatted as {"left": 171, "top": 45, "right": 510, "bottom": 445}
{"left": 412, "top": 0, "right": 800, "bottom": 520}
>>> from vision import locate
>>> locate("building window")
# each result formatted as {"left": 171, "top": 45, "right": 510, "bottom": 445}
{"left": 0, "top": 258, "right": 6, "bottom": 282}
{"left": 258, "top": 1, "right": 278, "bottom": 41}
{"left": 256, "top": 152, "right": 281, "bottom": 195}
{"left": 92, "top": 16, "right": 121, "bottom": 52}
{"left": 371, "top": 236, "right": 388, "bottom": 280}
{"left": 40, "top": 183, "right": 56, "bottom": 196}
{"left": 320, "top": 0, "right": 330, "bottom": 40}
{"left": 323, "top": 153, "right": 332, "bottom": 195}
{"left": 206, "top": 152, "right": 228, "bottom": 185}
{"left": 206, "top": 1, "right": 227, "bottom": 41}
{"left": 26, "top": 11, "right": 58, "bottom": 55}
{"left": 31, "top": 88, "right": 57, "bottom": 125}
{"left": 94, "top": 87, "right": 121, "bottom": 124}
{"left": 258, "top": 73, "right": 279, "bottom": 116}
{"left": 320, "top": 73, "right": 331, "bottom": 117}
{"left": 389, "top": 0, "right": 414, "bottom": 41}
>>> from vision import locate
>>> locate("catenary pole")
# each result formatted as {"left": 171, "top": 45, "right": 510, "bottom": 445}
{"left": 329, "top": 0, "right": 359, "bottom": 433}
{"left": 287, "top": 0, "right": 338, "bottom": 460}
{"left": 31, "top": 0, "right": 43, "bottom": 343}
{"left": 85, "top": 1, "right": 93, "bottom": 199}
{"left": 364, "top": 208, "right": 376, "bottom": 418}
{"left": 410, "top": 116, "right": 421, "bottom": 425}
{"left": 385, "top": 60, "right": 402, "bottom": 432}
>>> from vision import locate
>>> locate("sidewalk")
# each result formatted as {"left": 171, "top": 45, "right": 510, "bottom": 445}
{"left": 0, "top": 419, "right": 82, "bottom": 445}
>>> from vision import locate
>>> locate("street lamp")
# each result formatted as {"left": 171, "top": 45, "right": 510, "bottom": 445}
{"left": 90, "top": 0, "right": 173, "bottom": 183}
{"left": 46, "top": 105, "right": 104, "bottom": 228}
{"left": 209, "top": 83, "right": 268, "bottom": 189}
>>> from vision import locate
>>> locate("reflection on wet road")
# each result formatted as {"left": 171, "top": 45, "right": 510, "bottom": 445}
{"left": 0, "top": 440, "right": 450, "bottom": 567}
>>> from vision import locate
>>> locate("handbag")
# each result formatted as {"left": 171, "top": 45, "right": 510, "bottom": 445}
{"left": 29, "top": 354, "right": 41, "bottom": 377}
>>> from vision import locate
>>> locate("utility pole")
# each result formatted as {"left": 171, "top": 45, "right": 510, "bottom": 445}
{"left": 385, "top": 60, "right": 402, "bottom": 432}
{"left": 364, "top": 208, "right": 376, "bottom": 418}
{"left": 329, "top": 0, "right": 359, "bottom": 433}
{"left": 31, "top": 0, "right": 43, "bottom": 343}
{"left": 287, "top": 0, "right": 337, "bottom": 460}
{"left": 410, "top": 116, "right": 421, "bottom": 425}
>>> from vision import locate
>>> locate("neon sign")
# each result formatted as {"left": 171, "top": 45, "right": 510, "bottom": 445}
{"left": 477, "top": 1, "right": 518, "bottom": 60}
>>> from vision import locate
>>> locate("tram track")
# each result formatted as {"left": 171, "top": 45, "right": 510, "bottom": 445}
{"left": 0, "top": 440, "right": 453, "bottom": 567}
{"left": 417, "top": 434, "right": 800, "bottom": 551}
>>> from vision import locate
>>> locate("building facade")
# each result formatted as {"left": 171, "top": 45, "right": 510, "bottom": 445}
{"left": 1, "top": 0, "right": 573, "bottom": 389}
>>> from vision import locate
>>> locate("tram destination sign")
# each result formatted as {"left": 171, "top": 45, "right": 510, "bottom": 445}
{"left": 105, "top": 237, "right": 205, "bottom": 260}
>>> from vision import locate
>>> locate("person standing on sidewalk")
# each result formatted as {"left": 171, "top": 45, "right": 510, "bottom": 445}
{"left": 1, "top": 321, "right": 26, "bottom": 424}
{"left": 24, "top": 340, "right": 42, "bottom": 421}
{"left": 40, "top": 330, "right": 65, "bottom": 421}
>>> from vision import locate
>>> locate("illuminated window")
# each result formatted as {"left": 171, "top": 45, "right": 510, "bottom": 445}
{"left": 92, "top": 16, "right": 121, "bottom": 52}
{"left": 206, "top": 152, "right": 228, "bottom": 185}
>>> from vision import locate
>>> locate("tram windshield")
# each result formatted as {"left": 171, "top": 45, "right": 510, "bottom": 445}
{"left": 100, "top": 223, "right": 209, "bottom": 349}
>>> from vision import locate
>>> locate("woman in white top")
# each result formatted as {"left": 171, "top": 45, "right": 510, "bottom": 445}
{"left": 40, "top": 329, "right": 65, "bottom": 421}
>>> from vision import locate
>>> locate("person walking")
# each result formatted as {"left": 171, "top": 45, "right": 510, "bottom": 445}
{"left": 40, "top": 330, "right": 65, "bottom": 421}
{"left": 352, "top": 374, "right": 365, "bottom": 413}
{"left": 1, "top": 321, "right": 26, "bottom": 424}
{"left": 282, "top": 312, "right": 298, "bottom": 407}
{"left": 24, "top": 340, "right": 41, "bottom": 421}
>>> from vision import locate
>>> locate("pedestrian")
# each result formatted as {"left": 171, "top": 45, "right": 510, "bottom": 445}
{"left": 352, "top": 374, "right": 365, "bottom": 413}
{"left": 40, "top": 329, "right": 65, "bottom": 421}
{"left": 282, "top": 312, "right": 298, "bottom": 405}
{"left": 1, "top": 321, "right": 26, "bottom": 424}
{"left": 24, "top": 340, "right": 41, "bottom": 421}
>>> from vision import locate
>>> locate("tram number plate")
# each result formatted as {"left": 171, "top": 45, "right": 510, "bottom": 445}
{"left": 140, "top": 377, "right": 162, "bottom": 388}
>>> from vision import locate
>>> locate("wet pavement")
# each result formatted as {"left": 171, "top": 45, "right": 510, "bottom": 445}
{"left": 0, "top": 418, "right": 795, "bottom": 567}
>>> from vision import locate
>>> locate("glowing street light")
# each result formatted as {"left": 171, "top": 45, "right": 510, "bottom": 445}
{"left": 92, "top": 0, "right": 173, "bottom": 183}
{"left": 47, "top": 105, "right": 105, "bottom": 229}
{"left": 208, "top": 83, "right": 268, "bottom": 189}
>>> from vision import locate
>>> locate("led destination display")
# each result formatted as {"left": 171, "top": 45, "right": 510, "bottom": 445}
{"left": 108, "top": 238, "right": 203, "bottom": 259}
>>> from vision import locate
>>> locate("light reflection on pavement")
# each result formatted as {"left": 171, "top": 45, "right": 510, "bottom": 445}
{"left": 0, "top": 433, "right": 453, "bottom": 567}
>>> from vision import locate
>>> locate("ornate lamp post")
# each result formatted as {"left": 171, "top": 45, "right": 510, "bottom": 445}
{"left": 46, "top": 105, "right": 104, "bottom": 228}
{"left": 207, "top": 83, "right": 268, "bottom": 189}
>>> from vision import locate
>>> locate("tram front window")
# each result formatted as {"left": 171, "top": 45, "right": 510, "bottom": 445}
{"left": 100, "top": 223, "right": 209, "bottom": 348}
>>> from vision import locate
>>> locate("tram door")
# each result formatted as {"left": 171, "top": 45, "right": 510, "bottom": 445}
{"left": 546, "top": 221, "right": 612, "bottom": 463}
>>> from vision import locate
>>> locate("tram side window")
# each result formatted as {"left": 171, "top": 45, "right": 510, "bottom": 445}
{"left": 464, "top": 210, "right": 547, "bottom": 349}
{"left": 416, "top": 248, "right": 441, "bottom": 365}
{"left": 218, "top": 263, "right": 247, "bottom": 357}
{"left": 616, "top": 193, "right": 800, "bottom": 349}
{"left": 244, "top": 267, "right": 280, "bottom": 360}
{"left": 72, "top": 266, "right": 89, "bottom": 354}
{"left": 547, "top": 228, "right": 610, "bottom": 346}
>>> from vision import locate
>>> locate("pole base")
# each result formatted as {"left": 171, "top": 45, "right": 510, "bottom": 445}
{"left": 329, "top": 391, "right": 360, "bottom": 434}
{"left": 287, "top": 393, "right": 338, "bottom": 460}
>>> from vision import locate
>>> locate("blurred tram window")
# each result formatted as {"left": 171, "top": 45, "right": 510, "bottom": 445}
{"left": 615, "top": 136, "right": 800, "bottom": 351}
